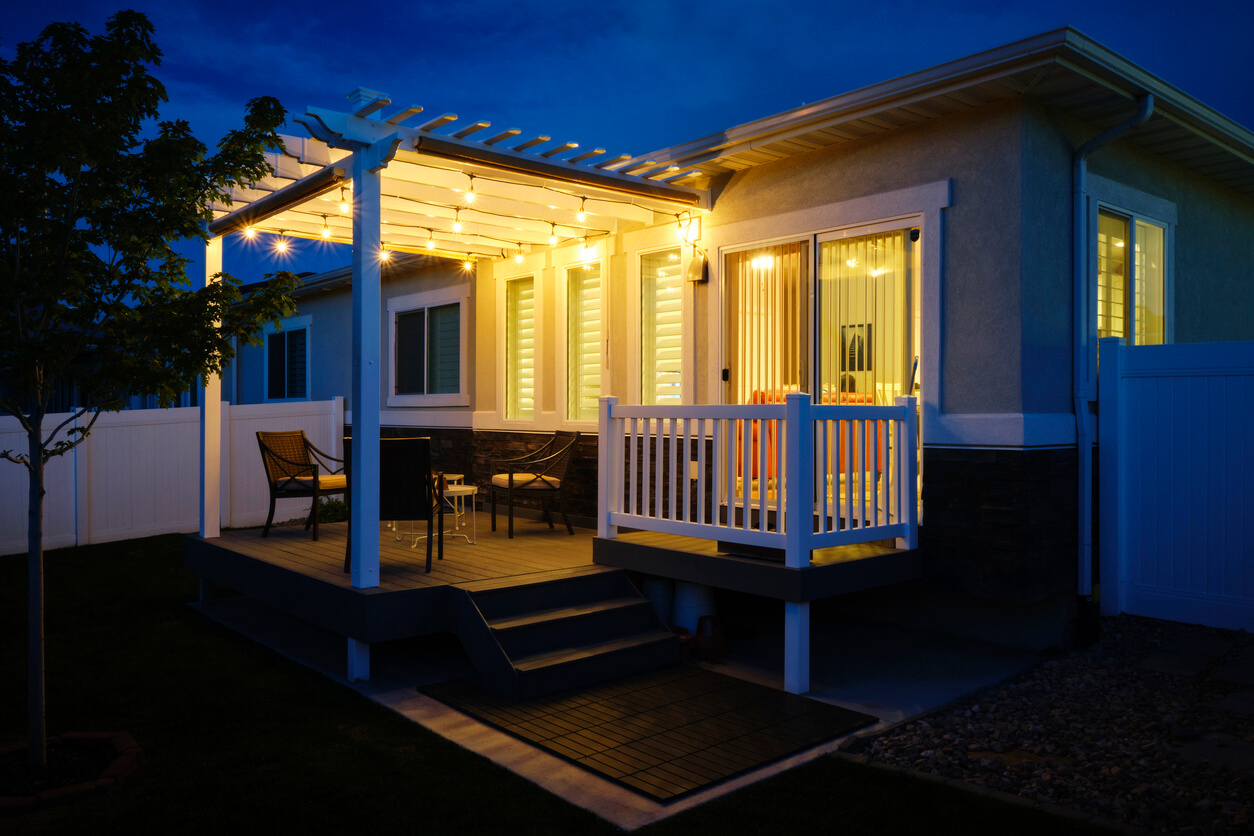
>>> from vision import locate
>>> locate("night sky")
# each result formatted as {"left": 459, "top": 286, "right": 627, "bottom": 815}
{"left": 5, "top": 0, "right": 1253, "bottom": 279}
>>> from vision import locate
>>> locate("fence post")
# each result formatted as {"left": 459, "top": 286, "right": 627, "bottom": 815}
{"left": 783, "top": 393, "right": 811, "bottom": 569}
{"left": 598, "top": 397, "right": 619, "bottom": 539}
{"left": 218, "top": 401, "right": 231, "bottom": 531}
{"left": 896, "top": 397, "right": 919, "bottom": 550}
{"left": 1098, "top": 337, "right": 1123, "bottom": 616}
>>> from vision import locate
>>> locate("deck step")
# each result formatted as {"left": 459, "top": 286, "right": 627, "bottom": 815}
{"left": 455, "top": 568, "right": 679, "bottom": 699}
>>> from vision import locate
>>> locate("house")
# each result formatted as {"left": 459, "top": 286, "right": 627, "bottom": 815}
{"left": 194, "top": 27, "right": 1254, "bottom": 692}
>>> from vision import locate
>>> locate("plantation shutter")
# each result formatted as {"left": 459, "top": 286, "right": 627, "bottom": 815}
{"left": 506, "top": 277, "right": 535, "bottom": 420}
{"left": 568, "top": 263, "right": 602, "bottom": 421}
{"left": 641, "top": 248, "right": 683, "bottom": 405}
{"left": 395, "top": 310, "right": 427, "bottom": 394}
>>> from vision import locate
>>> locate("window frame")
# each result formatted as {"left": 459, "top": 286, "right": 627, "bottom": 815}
{"left": 262, "top": 315, "right": 311, "bottom": 403}
{"left": 1087, "top": 174, "right": 1176, "bottom": 347}
{"left": 386, "top": 287, "right": 470, "bottom": 408}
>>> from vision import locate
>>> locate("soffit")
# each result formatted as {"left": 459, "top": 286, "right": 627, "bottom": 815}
{"left": 647, "top": 29, "right": 1254, "bottom": 198}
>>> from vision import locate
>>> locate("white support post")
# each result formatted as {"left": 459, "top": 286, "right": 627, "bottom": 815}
{"left": 1098, "top": 337, "right": 1124, "bottom": 616}
{"left": 598, "top": 397, "right": 618, "bottom": 539}
{"left": 347, "top": 637, "right": 370, "bottom": 682}
{"left": 783, "top": 393, "right": 811, "bottom": 569}
{"left": 784, "top": 600, "right": 810, "bottom": 694}
{"left": 896, "top": 396, "right": 919, "bottom": 550}
{"left": 199, "top": 235, "right": 224, "bottom": 539}
{"left": 349, "top": 151, "right": 383, "bottom": 589}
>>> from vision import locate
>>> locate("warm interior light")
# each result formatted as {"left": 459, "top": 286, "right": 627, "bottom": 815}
{"left": 668, "top": 253, "right": 679, "bottom": 262}
{"left": 846, "top": 257, "right": 858, "bottom": 268}
{"left": 1114, "top": 240, "right": 1125, "bottom": 248}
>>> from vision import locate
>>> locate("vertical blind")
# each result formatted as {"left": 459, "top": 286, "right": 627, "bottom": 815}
{"left": 506, "top": 277, "right": 535, "bottom": 419}
{"left": 568, "top": 263, "right": 602, "bottom": 421}
{"left": 723, "top": 241, "right": 809, "bottom": 404}
{"left": 817, "top": 229, "right": 910, "bottom": 404}
{"left": 641, "top": 248, "right": 683, "bottom": 405}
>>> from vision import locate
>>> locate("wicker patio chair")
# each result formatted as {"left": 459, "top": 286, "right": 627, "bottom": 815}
{"left": 489, "top": 431, "right": 580, "bottom": 538}
{"left": 256, "top": 430, "right": 347, "bottom": 541}
{"left": 342, "top": 437, "right": 444, "bottom": 574}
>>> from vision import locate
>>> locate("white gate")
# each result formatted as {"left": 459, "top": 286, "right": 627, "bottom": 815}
{"left": 1099, "top": 338, "right": 1254, "bottom": 629}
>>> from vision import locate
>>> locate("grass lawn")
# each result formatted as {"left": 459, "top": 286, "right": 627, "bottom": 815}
{"left": 1, "top": 535, "right": 1112, "bottom": 834}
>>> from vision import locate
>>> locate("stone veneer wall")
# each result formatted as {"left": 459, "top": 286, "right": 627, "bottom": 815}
{"left": 920, "top": 446, "right": 1078, "bottom": 604}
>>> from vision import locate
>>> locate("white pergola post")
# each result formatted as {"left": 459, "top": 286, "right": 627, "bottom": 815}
{"left": 348, "top": 150, "right": 383, "bottom": 591}
{"left": 199, "top": 234, "right": 224, "bottom": 539}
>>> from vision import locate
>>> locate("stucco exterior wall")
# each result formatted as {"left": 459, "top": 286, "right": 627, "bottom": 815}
{"left": 700, "top": 98, "right": 1026, "bottom": 417}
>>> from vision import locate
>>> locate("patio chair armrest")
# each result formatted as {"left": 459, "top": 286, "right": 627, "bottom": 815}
{"left": 305, "top": 441, "right": 345, "bottom": 474}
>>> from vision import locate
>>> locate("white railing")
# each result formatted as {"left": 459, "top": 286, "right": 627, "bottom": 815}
{"left": 1, "top": 398, "right": 344, "bottom": 555}
{"left": 598, "top": 393, "right": 918, "bottom": 568}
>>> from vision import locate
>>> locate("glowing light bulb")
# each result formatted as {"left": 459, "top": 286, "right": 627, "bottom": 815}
{"left": 463, "top": 256, "right": 474, "bottom": 270}
{"left": 452, "top": 210, "right": 462, "bottom": 233}
{"left": 243, "top": 226, "right": 256, "bottom": 239}
{"left": 549, "top": 224, "right": 557, "bottom": 247}
{"left": 321, "top": 216, "right": 331, "bottom": 239}
{"left": 515, "top": 243, "right": 524, "bottom": 264}
{"left": 846, "top": 257, "right": 858, "bottom": 268}
{"left": 275, "top": 237, "right": 288, "bottom": 254}
{"left": 426, "top": 238, "right": 435, "bottom": 251}
{"left": 380, "top": 247, "right": 391, "bottom": 262}
{"left": 577, "top": 198, "right": 586, "bottom": 223}
{"left": 338, "top": 188, "right": 350, "bottom": 215}
{"left": 668, "top": 253, "right": 679, "bottom": 262}
{"left": 465, "top": 175, "right": 476, "bottom": 203}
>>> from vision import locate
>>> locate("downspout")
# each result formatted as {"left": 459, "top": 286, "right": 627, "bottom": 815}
{"left": 1072, "top": 94, "right": 1153, "bottom": 627}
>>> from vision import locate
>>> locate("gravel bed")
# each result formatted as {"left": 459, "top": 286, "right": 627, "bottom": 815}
{"left": 850, "top": 615, "right": 1254, "bottom": 834}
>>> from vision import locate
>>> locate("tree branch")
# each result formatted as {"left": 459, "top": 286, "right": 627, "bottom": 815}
{"left": 0, "top": 399, "right": 35, "bottom": 436}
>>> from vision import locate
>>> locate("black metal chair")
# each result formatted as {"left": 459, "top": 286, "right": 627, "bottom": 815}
{"left": 342, "top": 437, "right": 444, "bottom": 574}
{"left": 256, "top": 430, "right": 347, "bottom": 541}
{"left": 489, "top": 431, "right": 580, "bottom": 538}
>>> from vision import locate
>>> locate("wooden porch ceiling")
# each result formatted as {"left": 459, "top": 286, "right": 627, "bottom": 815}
{"left": 208, "top": 92, "right": 707, "bottom": 262}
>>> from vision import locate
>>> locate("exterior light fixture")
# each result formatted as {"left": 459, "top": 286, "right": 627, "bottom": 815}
{"left": 515, "top": 243, "right": 524, "bottom": 264}
{"left": 380, "top": 245, "right": 391, "bottom": 262}
{"left": 339, "top": 187, "right": 350, "bottom": 215}
{"left": 243, "top": 226, "right": 256, "bottom": 239}
{"left": 453, "top": 209, "right": 462, "bottom": 233}
{"left": 577, "top": 197, "right": 586, "bottom": 223}
{"left": 463, "top": 255, "right": 474, "bottom": 270}
{"left": 275, "top": 231, "right": 288, "bottom": 254}
{"left": 321, "top": 215, "right": 331, "bottom": 239}
{"left": 549, "top": 223, "right": 558, "bottom": 247}
{"left": 465, "top": 175, "right": 476, "bottom": 203}
{"left": 426, "top": 229, "right": 436, "bottom": 250}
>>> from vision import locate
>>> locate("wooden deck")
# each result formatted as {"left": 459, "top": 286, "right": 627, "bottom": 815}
{"left": 185, "top": 518, "right": 602, "bottom": 645}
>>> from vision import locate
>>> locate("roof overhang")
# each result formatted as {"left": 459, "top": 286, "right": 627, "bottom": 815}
{"left": 209, "top": 96, "right": 708, "bottom": 261}
{"left": 639, "top": 28, "right": 1254, "bottom": 198}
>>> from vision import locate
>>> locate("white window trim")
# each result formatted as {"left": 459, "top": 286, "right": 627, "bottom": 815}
{"left": 262, "top": 314, "right": 311, "bottom": 403}
{"left": 1087, "top": 174, "right": 1176, "bottom": 345}
{"left": 707, "top": 180, "right": 950, "bottom": 442}
{"left": 387, "top": 286, "right": 470, "bottom": 408}
{"left": 556, "top": 257, "right": 605, "bottom": 428}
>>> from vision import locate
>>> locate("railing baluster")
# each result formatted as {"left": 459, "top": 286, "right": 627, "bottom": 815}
{"left": 628, "top": 417, "right": 639, "bottom": 516}
{"left": 681, "top": 418, "right": 691, "bottom": 523}
{"left": 697, "top": 419, "right": 707, "bottom": 525}
{"left": 842, "top": 417, "right": 853, "bottom": 532}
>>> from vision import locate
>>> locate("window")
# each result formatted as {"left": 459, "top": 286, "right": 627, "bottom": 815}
{"left": 387, "top": 288, "right": 468, "bottom": 407}
{"left": 567, "top": 262, "right": 602, "bottom": 421}
{"left": 1097, "top": 210, "right": 1166, "bottom": 345}
{"left": 506, "top": 277, "right": 535, "bottom": 420}
{"left": 264, "top": 316, "right": 309, "bottom": 401}
{"left": 724, "top": 241, "right": 810, "bottom": 404}
{"left": 640, "top": 248, "right": 683, "bottom": 405}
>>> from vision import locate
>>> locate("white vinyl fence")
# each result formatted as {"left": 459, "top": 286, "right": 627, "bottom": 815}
{"left": 1099, "top": 338, "right": 1254, "bottom": 630}
{"left": 1, "top": 398, "right": 344, "bottom": 556}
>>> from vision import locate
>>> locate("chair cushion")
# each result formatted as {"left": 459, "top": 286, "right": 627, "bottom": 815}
{"left": 285, "top": 474, "right": 348, "bottom": 491}
{"left": 491, "top": 472, "right": 561, "bottom": 490}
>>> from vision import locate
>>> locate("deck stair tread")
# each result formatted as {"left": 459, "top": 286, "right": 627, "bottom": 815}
{"left": 487, "top": 596, "right": 647, "bottom": 632}
{"left": 511, "top": 630, "right": 676, "bottom": 673}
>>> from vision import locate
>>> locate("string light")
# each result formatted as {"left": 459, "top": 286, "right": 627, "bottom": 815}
{"left": 577, "top": 197, "right": 586, "bottom": 223}
{"left": 515, "top": 243, "right": 524, "bottom": 264}
{"left": 321, "top": 215, "right": 331, "bottom": 239}
{"left": 380, "top": 245, "right": 391, "bottom": 262}
{"left": 339, "top": 188, "right": 350, "bottom": 215}
{"left": 426, "top": 229, "right": 436, "bottom": 250}
{"left": 452, "top": 209, "right": 462, "bottom": 233}
{"left": 463, "top": 254, "right": 474, "bottom": 270}
{"left": 465, "top": 175, "right": 476, "bottom": 203}
{"left": 275, "top": 231, "right": 288, "bottom": 254}
{"left": 243, "top": 226, "right": 256, "bottom": 239}
{"left": 549, "top": 223, "right": 557, "bottom": 247}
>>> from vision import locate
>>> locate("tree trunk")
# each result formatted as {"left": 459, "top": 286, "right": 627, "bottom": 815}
{"left": 27, "top": 419, "right": 46, "bottom": 769}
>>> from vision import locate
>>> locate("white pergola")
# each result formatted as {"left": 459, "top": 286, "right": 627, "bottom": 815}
{"left": 198, "top": 88, "right": 706, "bottom": 678}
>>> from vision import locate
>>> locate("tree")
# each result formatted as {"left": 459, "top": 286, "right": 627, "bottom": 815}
{"left": 0, "top": 11, "right": 301, "bottom": 767}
